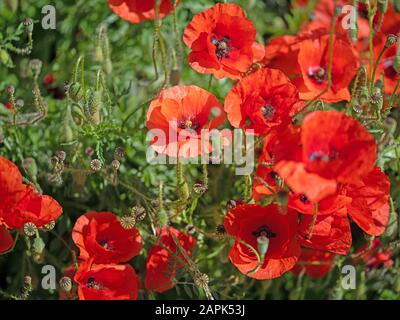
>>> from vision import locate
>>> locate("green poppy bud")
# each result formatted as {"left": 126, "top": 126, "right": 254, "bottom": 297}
{"left": 32, "top": 237, "right": 45, "bottom": 255}
{"left": 23, "top": 157, "right": 38, "bottom": 177}
{"left": 93, "top": 45, "right": 104, "bottom": 63}
{"left": 395, "top": 37, "right": 400, "bottom": 73}
{"left": 71, "top": 104, "right": 85, "bottom": 126}
{"left": 378, "top": 0, "right": 388, "bottom": 14}
{"left": 88, "top": 90, "right": 102, "bottom": 125}
{"left": 69, "top": 83, "right": 83, "bottom": 102}
{"left": 103, "top": 58, "right": 112, "bottom": 74}
{"left": 5, "top": 0, "right": 18, "bottom": 12}
{"left": 0, "top": 50, "right": 12, "bottom": 66}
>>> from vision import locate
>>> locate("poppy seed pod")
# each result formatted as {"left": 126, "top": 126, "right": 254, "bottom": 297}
{"left": 257, "top": 235, "right": 270, "bottom": 259}
{"left": 90, "top": 159, "right": 102, "bottom": 172}
{"left": 23, "top": 222, "right": 37, "bottom": 237}
{"left": 23, "top": 18, "right": 34, "bottom": 34}
{"left": 43, "top": 220, "right": 56, "bottom": 231}
{"left": 59, "top": 276, "right": 72, "bottom": 292}
{"left": 29, "top": 59, "right": 42, "bottom": 78}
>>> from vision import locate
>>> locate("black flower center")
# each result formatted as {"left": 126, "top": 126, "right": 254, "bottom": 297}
{"left": 299, "top": 194, "right": 308, "bottom": 203}
{"left": 87, "top": 277, "right": 103, "bottom": 290}
{"left": 252, "top": 225, "right": 276, "bottom": 238}
{"left": 178, "top": 118, "right": 199, "bottom": 130}
{"left": 308, "top": 67, "right": 327, "bottom": 84}
{"left": 309, "top": 149, "right": 337, "bottom": 162}
{"left": 99, "top": 240, "right": 113, "bottom": 250}
{"left": 260, "top": 104, "right": 276, "bottom": 121}
{"left": 211, "top": 35, "right": 232, "bottom": 60}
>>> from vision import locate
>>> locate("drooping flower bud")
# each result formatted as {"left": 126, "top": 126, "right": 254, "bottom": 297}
{"left": 15, "top": 99, "right": 24, "bottom": 109}
{"left": 55, "top": 150, "right": 66, "bottom": 162}
{"left": 68, "top": 83, "right": 83, "bottom": 102}
{"left": 23, "top": 157, "right": 38, "bottom": 177}
{"left": 71, "top": 104, "right": 85, "bottom": 126}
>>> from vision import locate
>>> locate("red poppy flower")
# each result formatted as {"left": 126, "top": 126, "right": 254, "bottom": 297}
{"left": 72, "top": 211, "right": 142, "bottom": 264}
{"left": 0, "top": 224, "right": 13, "bottom": 253}
{"left": 291, "top": 249, "right": 335, "bottom": 278}
{"left": 356, "top": 238, "right": 393, "bottom": 270}
{"left": 288, "top": 192, "right": 352, "bottom": 216}
{"left": 298, "top": 208, "right": 352, "bottom": 255}
{"left": 145, "top": 226, "right": 196, "bottom": 293}
{"left": 43, "top": 73, "right": 55, "bottom": 87}
{"left": 343, "top": 167, "right": 390, "bottom": 236}
{"left": 275, "top": 111, "right": 377, "bottom": 202}
{"left": 183, "top": 3, "right": 257, "bottom": 79}
{"left": 224, "top": 204, "right": 300, "bottom": 280}
{"left": 296, "top": 34, "right": 358, "bottom": 102}
{"left": 253, "top": 165, "right": 279, "bottom": 200}
{"left": 301, "top": 0, "right": 378, "bottom": 47}
{"left": 3, "top": 101, "right": 14, "bottom": 113}
{"left": 107, "top": 0, "right": 177, "bottom": 24}
{"left": 380, "top": 3, "right": 400, "bottom": 36}
{"left": 74, "top": 259, "right": 140, "bottom": 300}
{"left": 0, "top": 156, "right": 63, "bottom": 230}
{"left": 265, "top": 31, "right": 359, "bottom": 102}
{"left": 146, "top": 85, "right": 225, "bottom": 158}
{"left": 224, "top": 68, "right": 304, "bottom": 135}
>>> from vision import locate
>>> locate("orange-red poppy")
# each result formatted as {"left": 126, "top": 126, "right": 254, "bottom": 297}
{"left": 224, "top": 68, "right": 304, "bottom": 135}
{"left": 183, "top": 3, "right": 258, "bottom": 79}
{"left": 291, "top": 249, "right": 335, "bottom": 278}
{"left": 0, "top": 156, "right": 63, "bottom": 231}
{"left": 107, "top": 0, "right": 177, "bottom": 24}
{"left": 274, "top": 111, "right": 377, "bottom": 202}
{"left": 74, "top": 259, "right": 140, "bottom": 300}
{"left": 72, "top": 211, "right": 142, "bottom": 264}
{"left": 344, "top": 167, "right": 390, "bottom": 236}
{"left": 146, "top": 85, "right": 225, "bottom": 158}
{"left": 356, "top": 238, "right": 393, "bottom": 270}
{"left": 224, "top": 204, "right": 300, "bottom": 280}
{"left": 298, "top": 208, "right": 352, "bottom": 255}
{"left": 145, "top": 226, "right": 196, "bottom": 293}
